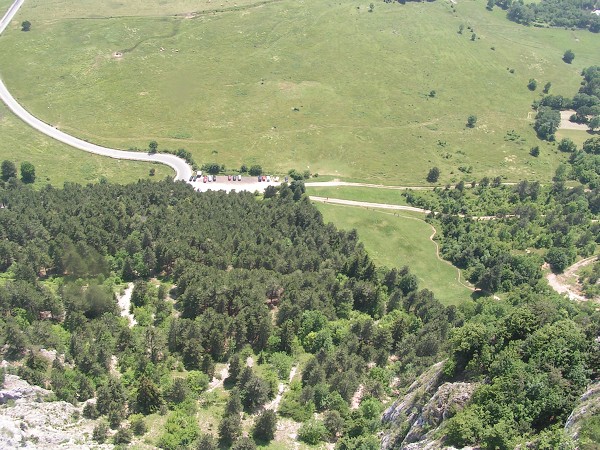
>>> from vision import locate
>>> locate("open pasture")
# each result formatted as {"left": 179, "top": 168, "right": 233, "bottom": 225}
{"left": 1, "top": 0, "right": 598, "bottom": 184}
{"left": 316, "top": 202, "right": 472, "bottom": 305}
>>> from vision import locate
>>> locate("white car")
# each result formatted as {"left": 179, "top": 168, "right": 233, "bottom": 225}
{"left": 266, "top": 175, "right": 271, "bottom": 182}
{"left": 237, "top": 174, "right": 242, "bottom": 181}
{"left": 207, "top": 175, "right": 212, "bottom": 182}
{"left": 275, "top": 176, "right": 280, "bottom": 182}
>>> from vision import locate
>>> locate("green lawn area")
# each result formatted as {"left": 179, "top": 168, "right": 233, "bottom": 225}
{"left": 307, "top": 185, "right": 410, "bottom": 206}
{"left": 1, "top": 0, "right": 598, "bottom": 185}
{"left": 0, "top": 101, "right": 173, "bottom": 186}
{"left": 315, "top": 202, "right": 472, "bottom": 305}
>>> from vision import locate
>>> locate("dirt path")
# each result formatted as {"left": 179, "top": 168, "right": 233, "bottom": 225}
{"left": 116, "top": 283, "right": 137, "bottom": 328}
{"left": 310, "top": 196, "right": 430, "bottom": 213}
{"left": 266, "top": 365, "right": 297, "bottom": 412}
{"left": 547, "top": 255, "right": 599, "bottom": 301}
{"left": 208, "top": 365, "right": 230, "bottom": 392}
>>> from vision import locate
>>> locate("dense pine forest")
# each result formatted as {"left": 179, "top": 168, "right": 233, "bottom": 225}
{"left": 0, "top": 179, "right": 598, "bottom": 449}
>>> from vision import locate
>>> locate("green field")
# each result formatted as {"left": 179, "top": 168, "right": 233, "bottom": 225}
{"left": 0, "top": 102, "right": 173, "bottom": 186}
{"left": 1, "top": 0, "right": 598, "bottom": 185}
{"left": 307, "top": 185, "right": 410, "bottom": 205}
{"left": 315, "top": 202, "right": 472, "bottom": 305}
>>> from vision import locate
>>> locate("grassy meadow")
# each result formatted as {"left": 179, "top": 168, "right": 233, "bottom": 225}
{"left": 0, "top": 101, "right": 173, "bottom": 186}
{"left": 1, "top": 0, "right": 598, "bottom": 185}
{"left": 316, "top": 202, "right": 472, "bottom": 305}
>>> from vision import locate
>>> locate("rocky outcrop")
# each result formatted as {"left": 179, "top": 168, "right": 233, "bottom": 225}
{"left": 565, "top": 380, "right": 600, "bottom": 442}
{"left": 381, "top": 361, "right": 478, "bottom": 450}
{"left": 0, "top": 374, "right": 109, "bottom": 449}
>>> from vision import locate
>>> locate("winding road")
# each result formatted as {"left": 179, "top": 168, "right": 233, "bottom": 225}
{"left": 0, "top": 0, "right": 193, "bottom": 181}
{"left": 2, "top": 0, "right": 597, "bottom": 304}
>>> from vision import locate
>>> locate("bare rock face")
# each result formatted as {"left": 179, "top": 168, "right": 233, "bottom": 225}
{"left": 564, "top": 380, "right": 600, "bottom": 442}
{"left": 0, "top": 374, "right": 109, "bottom": 449}
{"left": 381, "top": 361, "right": 477, "bottom": 450}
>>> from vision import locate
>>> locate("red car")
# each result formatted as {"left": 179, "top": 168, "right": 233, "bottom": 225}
{"left": 203, "top": 176, "right": 207, "bottom": 183}
{"left": 262, "top": 175, "right": 266, "bottom": 182}
{"left": 227, "top": 175, "right": 232, "bottom": 181}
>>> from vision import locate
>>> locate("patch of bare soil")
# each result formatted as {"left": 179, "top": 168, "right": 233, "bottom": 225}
{"left": 559, "top": 110, "right": 589, "bottom": 131}
{"left": 546, "top": 256, "right": 599, "bottom": 301}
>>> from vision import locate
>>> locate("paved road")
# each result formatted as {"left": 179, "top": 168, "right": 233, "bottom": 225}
{"left": 0, "top": 0, "right": 192, "bottom": 181}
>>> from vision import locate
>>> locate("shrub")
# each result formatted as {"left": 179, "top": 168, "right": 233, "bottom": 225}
{"left": 297, "top": 419, "right": 327, "bottom": 445}
{"left": 249, "top": 165, "right": 263, "bottom": 176}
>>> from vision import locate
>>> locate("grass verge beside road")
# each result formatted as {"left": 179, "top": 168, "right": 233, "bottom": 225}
{"left": 0, "top": 102, "right": 173, "bottom": 186}
{"left": 315, "top": 202, "right": 471, "bottom": 306}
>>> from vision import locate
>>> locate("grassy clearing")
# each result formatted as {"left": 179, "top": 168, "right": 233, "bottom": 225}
{"left": 315, "top": 202, "right": 471, "bottom": 305}
{"left": 307, "top": 185, "right": 410, "bottom": 206}
{"left": 555, "top": 129, "right": 598, "bottom": 147}
{"left": 0, "top": 102, "right": 173, "bottom": 186}
{"left": 2, "top": 0, "right": 598, "bottom": 185}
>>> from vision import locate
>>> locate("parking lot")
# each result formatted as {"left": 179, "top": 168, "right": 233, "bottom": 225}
{"left": 191, "top": 175, "right": 283, "bottom": 193}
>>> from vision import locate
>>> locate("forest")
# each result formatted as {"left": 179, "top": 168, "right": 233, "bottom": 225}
{"left": 0, "top": 178, "right": 598, "bottom": 449}
{"left": 494, "top": 0, "right": 600, "bottom": 32}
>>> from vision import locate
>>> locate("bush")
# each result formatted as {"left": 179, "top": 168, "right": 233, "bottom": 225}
{"left": 249, "top": 165, "right": 263, "bottom": 176}
{"left": 297, "top": 419, "right": 327, "bottom": 445}
{"left": 113, "top": 427, "right": 133, "bottom": 445}
{"left": 130, "top": 414, "right": 148, "bottom": 436}
{"left": 467, "top": 115, "right": 478, "bottom": 128}
{"left": 92, "top": 421, "right": 109, "bottom": 443}
{"left": 83, "top": 402, "right": 99, "bottom": 419}
{"left": 231, "top": 437, "right": 257, "bottom": 450}
{"left": 528, "top": 78, "right": 537, "bottom": 91}
{"left": 427, "top": 167, "right": 440, "bottom": 183}
{"left": 563, "top": 49, "right": 575, "bottom": 64}
{"left": 202, "top": 163, "right": 221, "bottom": 175}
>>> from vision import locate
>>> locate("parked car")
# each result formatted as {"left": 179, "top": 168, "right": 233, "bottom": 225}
{"left": 238, "top": 175, "right": 242, "bottom": 181}
{"left": 284, "top": 176, "right": 289, "bottom": 182}
{"left": 189, "top": 175, "right": 194, "bottom": 182}
{"left": 274, "top": 176, "right": 279, "bottom": 182}
{"left": 262, "top": 175, "right": 266, "bottom": 182}
{"left": 207, "top": 176, "right": 212, "bottom": 182}
{"left": 197, "top": 170, "right": 202, "bottom": 177}
{"left": 203, "top": 176, "right": 207, "bottom": 183}
{"left": 227, "top": 175, "right": 232, "bottom": 181}
{"left": 266, "top": 175, "right": 271, "bottom": 182}
{"left": 258, "top": 176, "right": 262, "bottom": 182}
{"left": 212, "top": 175, "right": 217, "bottom": 182}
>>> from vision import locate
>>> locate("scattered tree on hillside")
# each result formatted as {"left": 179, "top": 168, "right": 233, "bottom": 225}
{"left": 543, "top": 81, "right": 552, "bottom": 94}
{"left": 1, "top": 160, "right": 17, "bottom": 181}
{"left": 528, "top": 78, "right": 538, "bottom": 91}
{"left": 148, "top": 141, "right": 158, "bottom": 154}
{"left": 533, "top": 107, "right": 560, "bottom": 140}
{"left": 20, "top": 161, "right": 35, "bottom": 183}
{"left": 427, "top": 167, "right": 440, "bottom": 183}
{"left": 530, "top": 146, "right": 540, "bottom": 157}
{"left": 563, "top": 49, "right": 575, "bottom": 64}
{"left": 21, "top": 21, "right": 31, "bottom": 32}
{"left": 252, "top": 410, "right": 277, "bottom": 443}
{"left": 467, "top": 115, "right": 478, "bottom": 128}
{"left": 558, "top": 138, "right": 577, "bottom": 153}
{"left": 589, "top": 116, "right": 600, "bottom": 131}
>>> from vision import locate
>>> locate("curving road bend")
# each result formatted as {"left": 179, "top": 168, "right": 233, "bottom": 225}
{"left": 0, "top": 0, "right": 193, "bottom": 181}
